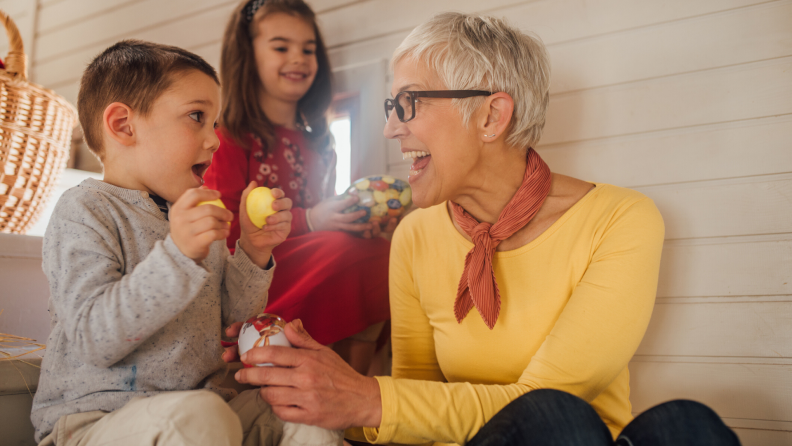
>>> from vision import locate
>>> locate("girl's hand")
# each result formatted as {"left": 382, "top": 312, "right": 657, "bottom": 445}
{"left": 239, "top": 182, "right": 292, "bottom": 268}
{"left": 235, "top": 319, "right": 383, "bottom": 430}
{"left": 170, "top": 188, "right": 233, "bottom": 262}
{"left": 309, "top": 195, "right": 372, "bottom": 233}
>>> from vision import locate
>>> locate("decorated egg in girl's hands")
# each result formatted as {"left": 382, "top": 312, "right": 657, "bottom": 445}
{"left": 341, "top": 175, "right": 411, "bottom": 224}
{"left": 246, "top": 187, "right": 277, "bottom": 228}
{"left": 238, "top": 313, "right": 292, "bottom": 367}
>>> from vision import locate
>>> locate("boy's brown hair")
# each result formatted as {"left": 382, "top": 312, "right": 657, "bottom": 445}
{"left": 77, "top": 40, "right": 220, "bottom": 160}
{"left": 220, "top": 0, "right": 332, "bottom": 152}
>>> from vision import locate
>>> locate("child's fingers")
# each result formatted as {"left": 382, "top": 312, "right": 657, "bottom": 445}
{"left": 326, "top": 195, "right": 358, "bottom": 212}
{"left": 265, "top": 209, "right": 293, "bottom": 226}
{"left": 335, "top": 210, "right": 367, "bottom": 223}
{"left": 225, "top": 322, "right": 244, "bottom": 337}
{"left": 269, "top": 187, "right": 286, "bottom": 199}
{"left": 337, "top": 222, "right": 372, "bottom": 232}
{"left": 222, "top": 345, "right": 240, "bottom": 363}
{"left": 190, "top": 216, "right": 231, "bottom": 236}
{"left": 196, "top": 228, "right": 230, "bottom": 246}
{"left": 185, "top": 203, "right": 233, "bottom": 224}
{"left": 271, "top": 197, "right": 293, "bottom": 212}
{"left": 173, "top": 187, "right": 221, "bottom": 211}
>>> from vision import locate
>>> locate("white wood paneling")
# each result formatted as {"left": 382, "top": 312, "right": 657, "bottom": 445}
{"left": 37, "top": 0, "right": 135, "bottom": 34}
{"left": 636, "top": 301, "right": 792, "bottom": 357}
{"left": 536, "top": 115, "right": 792, "bottom": 188}
{"left": 657, "top": 235, "right": 792, "bottom": 298}
{"left": 543, "top": 56, "right": 792, "bottom": 145}
{"left": 637, "top": 174, "right": 792, "bottom": 240}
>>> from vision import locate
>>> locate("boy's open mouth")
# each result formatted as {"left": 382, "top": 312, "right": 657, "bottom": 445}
{"left": 192, "top": 161, "right": 211, "bottom": 184}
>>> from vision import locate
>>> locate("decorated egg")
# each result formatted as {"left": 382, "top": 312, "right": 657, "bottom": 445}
{"left": 340, "top": 175, "right": 411, "bottom": 223}
{"left": 237, "top": 313, "right": 292, "bottom": 367}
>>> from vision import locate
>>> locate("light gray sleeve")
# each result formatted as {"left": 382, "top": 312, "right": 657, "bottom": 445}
{"left": 42, "top": 195, "right": 210, "bottom": 368}
{"left": 220, "top": 241, "right": 274, "bottom": 327}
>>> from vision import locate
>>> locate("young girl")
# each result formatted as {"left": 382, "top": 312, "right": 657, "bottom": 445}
{"left": 204, "top": 0, "right": 390, "bottom": 373}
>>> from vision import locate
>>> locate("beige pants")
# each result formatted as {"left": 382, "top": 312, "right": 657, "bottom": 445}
{"left": 39, "top": 389, "right": 343, "bottom": 446}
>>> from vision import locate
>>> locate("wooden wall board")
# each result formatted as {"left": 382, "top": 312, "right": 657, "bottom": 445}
{"left": 536, "top": 115, "right": 792, "bottom": 188}
{"left": 548, "top": 0, "right": 792, "bottom": 94}
{"left": 37, "top": 0, "right": 136, "bottom": 34}
{"left": 33, "top": 0, "right": 236, "bottom": 63}
{"left": 636, "top": 173, "right": 792, "bottom": 240}
{"left": 657, "top": 235, "right": 792, "bottom": 298}
{"left": 628, "top": 362, "right": 792, "bottom": 425}
{"left": 731, "top": 429, "right": 792, "bottom": 446}
{"left": 317, "top": 0, "right": 772, "bottom": 48}
{"left": 635, "top": 301, "right": 792, "bottom": 357}
{"left": 542, "top": 57, "right": 792, "bottom": 145}
{"left": 36, "top": 3, "right": 237, "bottom": 89}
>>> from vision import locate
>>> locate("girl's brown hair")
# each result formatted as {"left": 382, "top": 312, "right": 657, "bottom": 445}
{"left": 220, "top": 0, "right": 332, "bottom": 151}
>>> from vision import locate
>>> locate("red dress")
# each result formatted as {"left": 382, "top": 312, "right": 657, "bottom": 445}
{"left": 204, "top": 127, "right": 390, "bottom": 345}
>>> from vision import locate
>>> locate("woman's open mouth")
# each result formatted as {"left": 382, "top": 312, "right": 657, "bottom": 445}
{"left": 191, "top": 162, "right": 211, "bottom": 185}
{"left": 404, "top": 151, "right": 431, "bottom": 179}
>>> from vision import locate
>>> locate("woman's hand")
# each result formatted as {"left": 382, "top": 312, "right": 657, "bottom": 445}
{"left": 234, "top": 319, "right": 383, "bottom": 430}
{"left": 309, "top": 195, "right": 372, "bottom": 233}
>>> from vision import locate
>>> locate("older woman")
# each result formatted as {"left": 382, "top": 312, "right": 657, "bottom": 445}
{"left": 230, "top": 12, "right": 741, "bottom": 446}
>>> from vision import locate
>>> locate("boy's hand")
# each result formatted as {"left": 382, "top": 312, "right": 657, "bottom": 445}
{"left": 170, "top": 188, "right": 233, "bottom": 262}
{"left": 239, "top": 182, "right": 292, "bottom": 268}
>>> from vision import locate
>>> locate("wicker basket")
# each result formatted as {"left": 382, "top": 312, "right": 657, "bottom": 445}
{"left": 0, "top": 10, "right": 77, "bottom": 234}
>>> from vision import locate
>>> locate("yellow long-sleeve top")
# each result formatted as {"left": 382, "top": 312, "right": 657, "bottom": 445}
{"left": 363, "top": 183, "right": 665, "bottom": 445}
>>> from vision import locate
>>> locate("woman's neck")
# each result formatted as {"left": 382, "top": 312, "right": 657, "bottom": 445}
{"left": 259, "top": 91, "right": 299, "bottom": 130}
{"left": 450, "top": 147, "right": 528, "bottom": 224}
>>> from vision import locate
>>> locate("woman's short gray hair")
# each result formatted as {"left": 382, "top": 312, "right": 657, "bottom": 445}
{"left": 392, "top": 12, "right": 550, "bottom": 151}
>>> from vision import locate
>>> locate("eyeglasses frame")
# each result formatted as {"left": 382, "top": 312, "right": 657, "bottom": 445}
{"left": 384, "top": 90, "right": 493, "bottom": 123}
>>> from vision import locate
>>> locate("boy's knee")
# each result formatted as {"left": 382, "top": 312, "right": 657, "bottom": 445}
{"left": 154, "top": 391, "right": 243, "bottom": 445}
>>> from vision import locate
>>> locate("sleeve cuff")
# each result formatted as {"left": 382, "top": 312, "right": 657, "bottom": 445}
{"left": 163, "top": 235, "right": 210, "bottom": 282}
{"left": 231, "top": 239, "right": 276, "bottom": 276}
{"left": 364, "top": 376, "right": 398, "bottom": 444}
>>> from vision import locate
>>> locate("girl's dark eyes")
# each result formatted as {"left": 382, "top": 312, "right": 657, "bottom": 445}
{"left": 303, "top": 49, "right": 315, "bottom": 55}
{"left": 274, "top": 47, "right": 288, "bottom": 53}
{"left": 189, "top": 111, "right": 203, "bottom": 123}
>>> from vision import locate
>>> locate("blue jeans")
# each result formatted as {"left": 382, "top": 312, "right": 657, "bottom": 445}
{"left": 467, "top": 389, "right": 741, "bottom": 446}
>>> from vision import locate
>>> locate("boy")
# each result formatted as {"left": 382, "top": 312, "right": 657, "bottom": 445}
{"left": 30, "top": 40, "right": 340, "bottom": 446}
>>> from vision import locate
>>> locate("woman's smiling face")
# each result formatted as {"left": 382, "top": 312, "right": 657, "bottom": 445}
{"left": 384, "top": 59, "right": 484, "bottom": 208}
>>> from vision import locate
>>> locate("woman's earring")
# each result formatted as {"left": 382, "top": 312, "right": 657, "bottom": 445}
{"left": 485, "top": 134, "right": 496, "bottom": 138}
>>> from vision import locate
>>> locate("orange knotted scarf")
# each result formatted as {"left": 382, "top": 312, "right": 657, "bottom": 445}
{"left": 450, "top": 148, "right": 552, "bottom": 329}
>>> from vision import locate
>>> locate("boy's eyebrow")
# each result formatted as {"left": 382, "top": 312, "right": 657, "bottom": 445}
{"left": 185, "top": 99, "right": 213, "bottom": 106}
{"left": 269, "top": 36, "right": 316, "bottom": 44}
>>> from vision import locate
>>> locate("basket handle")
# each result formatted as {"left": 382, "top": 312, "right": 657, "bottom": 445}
{"left": 0, "top": 9, "right": 27, "bottom": 81}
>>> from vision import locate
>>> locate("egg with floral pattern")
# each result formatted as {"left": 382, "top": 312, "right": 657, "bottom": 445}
{"left": 238, "top": 313, "right": 291, "bottom": 367}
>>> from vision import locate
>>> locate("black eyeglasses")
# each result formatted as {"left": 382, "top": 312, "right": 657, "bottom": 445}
{"left": 384, "top": 90, "right": 493, "bottom": 123}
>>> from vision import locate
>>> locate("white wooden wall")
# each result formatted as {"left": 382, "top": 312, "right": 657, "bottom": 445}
{"left": 0, "top": 1, "right": 789, "bottom": 444}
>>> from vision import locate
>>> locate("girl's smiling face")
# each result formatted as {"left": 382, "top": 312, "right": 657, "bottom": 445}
{"left": 252, "top": 12, "right": 318, "bottom": 104}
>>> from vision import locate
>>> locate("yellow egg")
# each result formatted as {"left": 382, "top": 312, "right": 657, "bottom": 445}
{"left": 373, "top": 190, "right": 387, "bottom": 204}
{"left": 247, "top": 187, "right": 277, "bottom": 228}
{"left": 198, "top": 198, "right": 226, "bottom": 209}
{"left": 198, "top": 199, "right": 231, "bottom": 225}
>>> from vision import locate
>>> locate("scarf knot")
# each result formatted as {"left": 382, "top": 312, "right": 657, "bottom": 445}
{"left": 451, "top": 149, "right": 552, "bottom": 329}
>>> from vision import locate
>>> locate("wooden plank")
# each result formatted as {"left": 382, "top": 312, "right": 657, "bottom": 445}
{"left": 33, "top": 0, "right": 236, "bottom": 62}
{"left": 635, "top": 174, "right": 792, "bottom": 240}
{"left": 54, "top": 80, "right": 79, "bottom": 108}
{"left": 732, "top": 428, "right": 792, "bottom": 446}
{"left": 657, "top": 235, "right": 792, "bottom": 298}
{"left": 36, "top": 5, "right": 235, "bottom": 88}
{"left": 542, "top": 57, "right": 792, "bottom": 145}
{"left": 628, "top": 362, "right": 792, "bottom": 424}
{"left": 635, "top": 301, "right": 792, "bottom": 357}
{"left": 536, "top": 115, "right": 792, "bottom": 188}
{"left": 318, "top": 0, "right": 770, "bottom": 48}
{"left": 307, "top": 0, "right": 368, "bottom": 14}
{"left": 549, "top": 1, "right": 792, "bottom": 94}
{"left": 38, "top": 0, "right": 136, "bottom": 34}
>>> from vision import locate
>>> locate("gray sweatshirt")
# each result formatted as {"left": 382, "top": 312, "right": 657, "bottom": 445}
{"left": 31, "top": 179, "right": 273, "bottom": 441}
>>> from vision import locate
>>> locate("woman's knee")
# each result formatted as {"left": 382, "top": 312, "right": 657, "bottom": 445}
{"left": 619, "top": 399, "right": 741, "bottom": 446}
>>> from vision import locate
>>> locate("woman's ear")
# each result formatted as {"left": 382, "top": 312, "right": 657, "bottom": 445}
{"left": 478, "top": 92, "right": 514, "bottom": 143}
{"left": 103, "top": 102, "right": 135, "bottom": 147}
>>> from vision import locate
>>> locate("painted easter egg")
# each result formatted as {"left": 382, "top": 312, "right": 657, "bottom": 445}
{"left": 237, "top": 313, "right": 292, "bottom": 367}
{"left": 340, "top": 175, "right": 411, "bottom": 223}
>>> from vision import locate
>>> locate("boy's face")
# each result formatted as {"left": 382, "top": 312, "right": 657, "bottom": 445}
{"left": 131, "top": 70, "right": 221, "bottom": 203}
